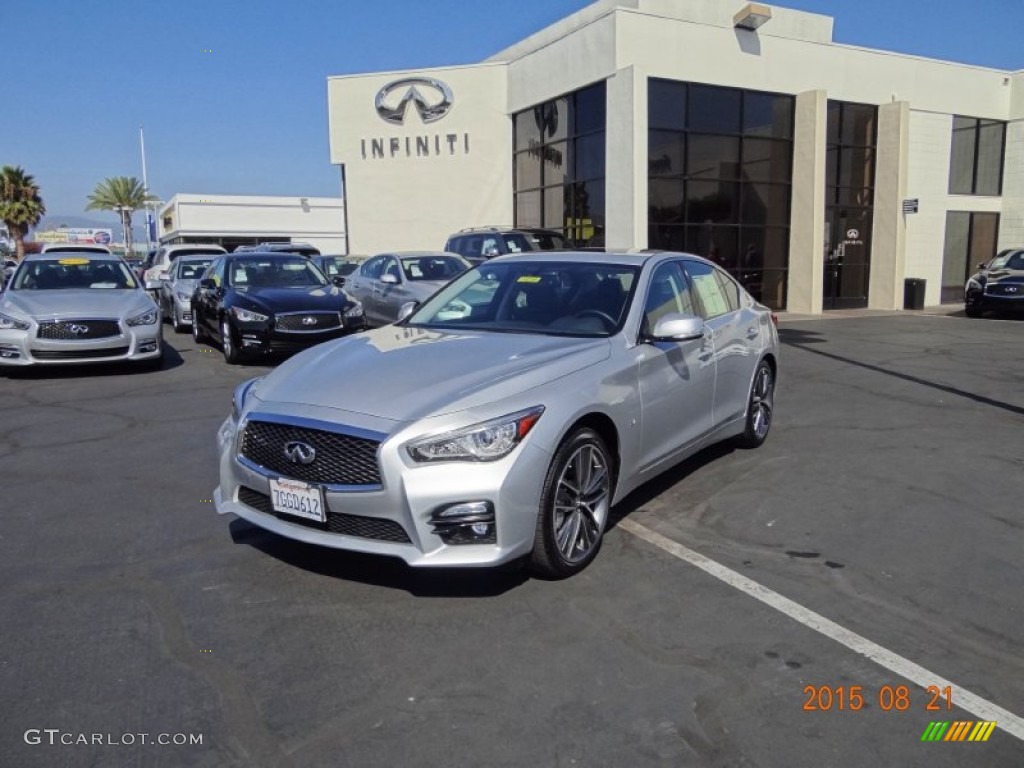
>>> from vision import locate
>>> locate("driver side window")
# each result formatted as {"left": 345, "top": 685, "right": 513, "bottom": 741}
{"left": 643, "top": 262, "right": 695, "bottom": 334}
{"left": 361, "top": 256, "right": 386, "bottom": 280}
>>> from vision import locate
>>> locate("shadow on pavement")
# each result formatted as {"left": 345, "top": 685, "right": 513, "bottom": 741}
{"left": 228, "top": 518, "right": 528, "bottom": 597}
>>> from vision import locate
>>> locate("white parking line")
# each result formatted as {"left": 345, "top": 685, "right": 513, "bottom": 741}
{"left": 619, "top": 519, "right": 1024, "bottom": 742}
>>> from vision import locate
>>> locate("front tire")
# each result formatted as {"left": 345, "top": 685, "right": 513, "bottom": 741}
{"left": 735, "top": 360, "right": 774, "bottom": 449}
{"left": 220, "top": 316, "right": 242, "bottom": 365}
{"left": 964, "top": 304, "right": 982, "bottom": 318}
{"left": 193, "top": 312, "right": 208, "bottom": 343}
{"left": 530, "top": 428, "right": 613, "bottom": 579}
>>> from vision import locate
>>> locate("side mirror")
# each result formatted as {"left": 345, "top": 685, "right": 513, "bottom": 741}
{"left": 397, "top": 301, "right": 418, "bottom": 322}
{"left": 199, "top": 278, "right": 217, "bottom": 290}
{"left": 483, "top": 247, "right": 500, "bottom": 259}
{"left": 380, "top": 273, "right": 399, "bottom": 285}
{"left": 332, "top": 275, "right": 346, "bottom": 287}
{"left": 977, "top": 262, "right": 988, "bottom": 270}
{"left": 649, "top": 313, "right": 705, "bottom": 342}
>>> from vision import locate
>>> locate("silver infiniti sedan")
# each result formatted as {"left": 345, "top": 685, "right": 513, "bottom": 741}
{"left": 159, "top": 255, "right": 214, "bottom": 332}
{"left": 344, "top": 251, "right": 471, "bottom": 326}
{"left": 215, "top": 251, "right": 778, "bottom": 578}
{"left": 0, "top": 251, "right": 163, "bottom": 369}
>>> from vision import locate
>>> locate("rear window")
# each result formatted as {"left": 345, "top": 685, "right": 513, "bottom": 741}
{"left": 170, "top": 248, "right": 225, "bottom": 260}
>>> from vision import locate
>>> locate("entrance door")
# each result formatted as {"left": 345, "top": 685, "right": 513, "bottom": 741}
{"left": 823, "top": 208, "right": 872, "bottom": 310}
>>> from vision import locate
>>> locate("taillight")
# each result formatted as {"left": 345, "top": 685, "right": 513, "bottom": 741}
{"left": 770, "top": 313, "right": 778, "bottom": 327}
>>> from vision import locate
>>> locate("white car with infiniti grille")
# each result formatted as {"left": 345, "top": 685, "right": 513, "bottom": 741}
{"left": 0, "top": 251, "right": 163, "bottom": 369}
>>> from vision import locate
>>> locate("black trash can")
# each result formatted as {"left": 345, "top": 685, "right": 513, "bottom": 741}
{"left": 904, "top": 278, "right": 926, "bottom": 310}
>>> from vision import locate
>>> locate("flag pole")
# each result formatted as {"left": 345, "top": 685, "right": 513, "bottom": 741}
{"left": 140, "top": 126, "right": 152, "bottom": 252}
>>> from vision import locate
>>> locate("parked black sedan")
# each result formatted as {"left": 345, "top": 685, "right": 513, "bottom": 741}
{"left": 965, "top": 249, "right": 1024, "bottom": 317}
{"left": 191, "top": 253, "right": 366, "bottom": 364}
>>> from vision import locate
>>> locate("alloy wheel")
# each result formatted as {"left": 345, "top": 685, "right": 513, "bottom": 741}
{"left": 552, "top": 443, "right": 611, "bottom": 564}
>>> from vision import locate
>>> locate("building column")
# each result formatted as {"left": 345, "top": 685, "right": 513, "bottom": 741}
{"left": 605, "top": 66, "right": 642, "bottom": 249}
{"left": 869, "top": 101, "right": 910, "bottom": 309}
{"left": 786, "top": 90, "right": 826, "bottom": 314}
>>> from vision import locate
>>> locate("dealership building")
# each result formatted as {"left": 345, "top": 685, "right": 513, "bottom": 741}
{"left": 157, "top": 194, "right": 347, "bottom": 255}
{"left": 327, "top": 0, "right": 1022, "bottom": 312}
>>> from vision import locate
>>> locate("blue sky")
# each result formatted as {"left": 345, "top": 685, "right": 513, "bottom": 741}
{"left": 3, "top": 0, "right": 1020, "bottom": 225}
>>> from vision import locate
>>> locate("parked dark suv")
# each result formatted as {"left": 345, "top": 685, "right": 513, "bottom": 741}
{"left": 444, "top": 227, "right": 569, "bottom": 264}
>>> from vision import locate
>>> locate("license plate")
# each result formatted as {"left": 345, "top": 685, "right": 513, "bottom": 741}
{"left": 269, "top": 477, "right": 326, "bottom": 523}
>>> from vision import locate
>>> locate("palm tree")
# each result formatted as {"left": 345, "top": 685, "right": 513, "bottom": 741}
{"left": 0, "top": 165, "right": 46, "bottom": 261}
{"left": 86, "top": 176, "right": 157, "bottom": 258}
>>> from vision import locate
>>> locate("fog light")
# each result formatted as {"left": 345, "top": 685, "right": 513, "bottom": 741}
{"left": 0, "top": 345, "right": 20, "bottom": 359}
{"left": 430, "top": 501, "right": 496, "bottom": 545}
{"left": 138, "top": 340, "right": 158, "bottom": 353}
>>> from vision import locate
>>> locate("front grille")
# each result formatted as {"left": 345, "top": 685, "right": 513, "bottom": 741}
{"left": 988, "top": 283, "right": 1023, "bottom": 296}
{"left": 32, "top": 346, "right": 130, "bottom": 360}
{"left": 240, "top": 420, "right": 381, "bottom": 486}
{"left": 238, "top": 486, "right": 410, "bottom": 543}
{"left": 275, "top": 312, "right": 342, "bottom": 332}
{"left": 37, "top": 320, "right": 121, "bottom": 340}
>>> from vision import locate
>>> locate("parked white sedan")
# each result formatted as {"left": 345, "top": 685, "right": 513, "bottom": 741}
{"left": 0, "top": 251, "right": 163, "bottom": 369}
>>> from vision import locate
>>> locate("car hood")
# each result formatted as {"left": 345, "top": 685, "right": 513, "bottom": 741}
{"left": 983, "top": 269, "right": 1024, "bottom": 284}
{"left": 1, "top": 289, "right": 152, "bottom": 319}
{"left": 253, "top": 326, "right": 611, "bottom": 422}
{"left": 233, "top": 285, "right": 353, "bottom": 311}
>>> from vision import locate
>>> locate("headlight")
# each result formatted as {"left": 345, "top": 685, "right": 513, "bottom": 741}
{"left": 406, "top": 406, "right": 544, "bottom": 463}
{"left": 231, "top": 377, "right": 263, "bottom": 421}
{"left": 176, "top": 291, "right": 192, "bottom": 302}
{"left": 0, "top": 311, "right": 29, "bottom": 331}
{"left": 230, "top": 307, "right": 269, "bottom": 323}
{"left": 344, "top": 302, "right": 364, "bottom": 318}
{"left": 966, "top": 278, "right": 981, "bottom": 290}
{"left": 126, "top": 309, "right": 158, "bottom": 326}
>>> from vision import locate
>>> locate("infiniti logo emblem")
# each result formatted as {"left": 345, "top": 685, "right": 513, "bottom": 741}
{"left": 283, "top": 441, "right": 316, "bottom": 465}
{"left": 301, "top": 316, "right": 317, "bottom": 326}
{"left": 375, "top": 77, "right": 453, "bottom": 125}
{"left": 69, "top": 324, "right": 90, "bottom": 336}
{"left": 1007, "top": 286, "right": 1019, "bottom": 293}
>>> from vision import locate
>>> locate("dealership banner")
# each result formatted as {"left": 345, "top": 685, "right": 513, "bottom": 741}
{"left": 35, "top": 228, "right": 114, "bottom": 245}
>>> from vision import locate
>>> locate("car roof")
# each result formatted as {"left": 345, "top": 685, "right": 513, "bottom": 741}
{"left": 24, "top": 251, "right": 122, "bottom": 262}
{"left": 484, "top": 249, "right": 710, "bottom": 267}
{"left": 164, "top": 243, "right": 226, "bottom": 252}
{"left": 377, "top": 250, "right": 463, "bottom": 258}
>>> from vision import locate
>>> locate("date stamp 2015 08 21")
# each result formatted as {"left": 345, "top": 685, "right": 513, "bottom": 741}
{"left": 802, "top": 685, "right": 953, "bottom": 712}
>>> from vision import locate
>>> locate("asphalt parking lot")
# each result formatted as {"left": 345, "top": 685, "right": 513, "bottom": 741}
{"left": 1, "top": 313, "right": 1022, "bottom": 767}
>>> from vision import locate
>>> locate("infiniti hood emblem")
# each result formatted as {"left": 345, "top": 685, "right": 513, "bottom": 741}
{"left": 283, "top": 441, "right": 316, "bottom": 465}
{"left": 375, "top": 77, "right": 453, "bottom": 125}
{"left": 69, "top": 324, "right": 90, "bottom": 336}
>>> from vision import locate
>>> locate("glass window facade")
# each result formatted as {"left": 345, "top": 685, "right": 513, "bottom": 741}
{"left": 513, "top": 82, "right": 607, "bottom": 246}
{"left": 823, "top": 101, "right": 877, "bottom": 310}
{"left": 941, "top": 211, "right": 1000, "bottom": 303}
{"left": 949, "top": 117, "right": 1006, "bottom": 196}
{"left": 647, "top": 79, "right": 794, "bottom": 310}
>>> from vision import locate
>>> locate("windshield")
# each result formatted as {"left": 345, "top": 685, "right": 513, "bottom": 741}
{"left": 170, "top": 248, "right": 224, "bottom": 261}
{"left": 176, "top": 259, "right": 212, "bottom": 279}
{"left": 989, "top": 252, "right": 1024, "bottom": 271}
{"left": 12, "top": 258, "right": 138, "bottom": 290}
{"left": 228, "top": 257, "right": 328, "bottom": 288}
{"left": 406, "top": 261, "right": 638, "bottom": 337}
{"left": 321, "top": 258, "right": 359, "bottom": 277}
{"left": 401, "top": 255, "right": 466, "bottom": 282}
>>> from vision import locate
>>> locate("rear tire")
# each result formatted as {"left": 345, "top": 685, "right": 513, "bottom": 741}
{"left": 529, "top": 428, "right": 613, "bottom": 579}
{"left": 735, "top": 360, "right": 774, "bottom": 449}
{"left": 964, "top": 304, "right": 982, "bottom": 318}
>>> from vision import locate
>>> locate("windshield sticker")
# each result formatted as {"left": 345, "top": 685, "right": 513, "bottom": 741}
{"left": 57, "top": 258, "right": 90, "bottom": 266}
{"left": 517, "top": 275, "right": 542, "bottom": 283}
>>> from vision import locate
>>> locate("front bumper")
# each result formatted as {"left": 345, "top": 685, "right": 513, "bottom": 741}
{"left": 213, "top": 408, "right": 550, "bottom": 567}
{"left": 967, "top": 291, "right": 1024, "bottom": 313}
{"left": 233, "top": 318, "right": 367, "bottom": 354}
{"left": 0, "top": 325, "right": 162, "bottom": 367}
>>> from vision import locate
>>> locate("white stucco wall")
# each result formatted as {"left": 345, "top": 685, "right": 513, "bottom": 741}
{"left": 328, "top": 64, "right": 511, "bottom": 254}
{"left": 159, "top": 194, "right": 347, "bottom": 253}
